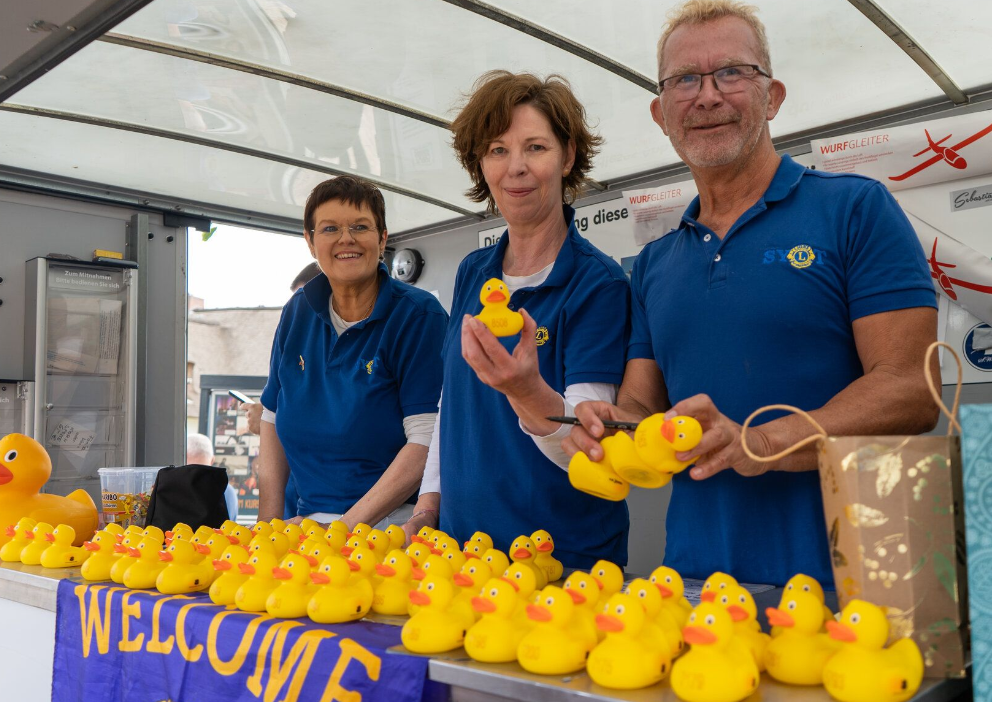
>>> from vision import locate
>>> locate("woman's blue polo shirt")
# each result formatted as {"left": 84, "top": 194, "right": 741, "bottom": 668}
{"left": 628, "top": 155, "right": 937, "bottom": 585}
{"left": 439, "top": 206, "right": 632, "bottom": 568}
{"left": 261, "top": 264, "right": 447, "bottom": 515}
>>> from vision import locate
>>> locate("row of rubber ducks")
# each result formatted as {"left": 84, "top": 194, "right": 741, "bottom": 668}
{"left": 567, "top": 413, "right": 704, "bottom": 501}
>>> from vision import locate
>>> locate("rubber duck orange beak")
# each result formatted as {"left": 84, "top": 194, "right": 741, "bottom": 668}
{"left": 655, "top": 583, "right": 673, "bottom": 598}
{"left": 766, "top": 607, "right": 794, "bottom": 628}
{"left": 453, "top": 573, "right": 473, "bottom": 587}
{"left": 44, "top": 533, "right": 56, "bottom": 542}
{"left": 302, "top": 554, "right": 318, "bottom": 567}
{"left": 536, "top": 542, "right": 553, "bottom": 552}
{"left": 340, "top": 546, "right": 354, "bottom": 556}
{"left": 411, "top": 567, "right": 426, "bottom": 580}
{"left": 213, "top": 559, "right": 230, "bottom": 571}
{"left": 472, "top": 596, "right": 496, "bottom": 613}
{"left": 165, "top": 531, "right": 174, "bottom": 540}
{"left": 346, "top": 532, "right": 355, "bottom": 539}
{"left": 213, "top": 528, "right": 224, "bottom": 534}
{"left": 238, "top": 562, "right": 255, "bottom": 575}
{"left": 700, "top": 590, "right": 716, "bottom": 602}
{"left": 826, "top": 620, "right": 857, "bottom": 642}
{"left": 272, "top": 567, "right": 292, "bottom": 580}
{"left": 499, "top": 576, "right": 520, "bottom": 592}
{"left": 566, "top": 588, "right": 586, "bottom": 604}
{"left": 0, "top": 465, "right": 12, "bottom": 485}
{"left": 485, "top": 290, "right": 506, "bottom": 303}
{"left": 683, "top": 625, "right": 718, "bottom": 645}
{"left": 127, "top": 547, "right": 141, "bottom": 557}
{"left": 593, "top": 577, "right": 604, "bottom": 590}
{"left": 346, "top": 559, "right": 360, "bottom": 572}
{"left": 159, "top": 551, "right": 173, "bottom": 562}
{"left": 375, "top": 563, "right": 396, "bottom": 577}
{"left": 83, "top": 541, "right": 99, "bottom": 552}
{"left": 195, "top": 544, "right": 211, "bottom": 555}
{"left": 526, "top": 604, "right": 552, "bottom": 622}
{"left": 226, "top": 535, "right": 239, "bottom": 544}
{"left": 25, "top": 532, "right": 35, "bottom": 540}
{"left": 367, "top": 542, "right": 376, "bottom": 551}
{"left": 410, "top": 535, "right": 425, "bottom": 543}
{"left": 463, "top": 551, "right": 479, "bottom": 559}
{"left": 596, "top": 614, "right": 625, "bottom": 632}
{"left": 430, "top": 548, "right": 443, "bottom": 556}
{"left": 4, "top": 526, "right": 16, "bottom": 537}
{"left": 115, "top": 535, "right": 124, "bottom": 543}
{"left": 408, "top": 590, "right": 430, "bottom": 606}
{"left": 512, "top": 549, "right": 532, "bottom": 559}
{"left": 727, "top": 605, "right": 749, "bottom": 622}
{"left": 310, "top": 572, "right": 330, "bottom": 585}
{"left": 661, "top": 419, "right": 676, "bottom": 443}
{"left": 114, "top": 544, "right": 127, "bottom": 553}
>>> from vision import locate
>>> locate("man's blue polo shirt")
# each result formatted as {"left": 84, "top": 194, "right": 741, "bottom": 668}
{"left": 261, "top": 264, "right": 447, "bottom": 515}
{"left": 629, "top": 155, "right": 936, "bottom": 586}
{"left": 439, "top": 205, "right": 631, "bottom": 568}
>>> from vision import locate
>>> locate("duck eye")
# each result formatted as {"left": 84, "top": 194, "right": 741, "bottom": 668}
{"left": 490, "top": 588, "right": 498, "bottom": 597}
{"left": 666, "top": 576, "right": 673, "bottom": 584}
{"left": 689, "top": 613, "right": 696, "bottom": 623}
{"left": 786, "top": 583, "right": 794, "bottom": 590}
{"left": 598, "top": 570, "right": 605, "bottom": 577}
{"left": 579, "top": 581, "right": 587, "bottom": 588}
{"left": 720, "top": 595, "right": 729, "bottom": 604}
{"left": 802, "top": 584, "right": 811, "bottom": 592}
{"left": 427, "top": 583, "right": 435, "bottom": 591}
{"left": 678, "top": 433, "right": 686, "bottom": 439}
{"left": 3, "top": 450, "right": 16, "bottom": 462}
{"left": 617, "top": 604, "right": 626, "bottom": 614}
{"left": 514, "top": 572, "right": 522, "bottom": 579}
{"left": 545, "top": 597, "right": 554, "bottom": 606}
{"left": 389, "top": 558, "right": 396, "bottom": 565}
{"left": 788, "top": 600, "right": 797, "bottom": 610}
{"left": 677, "top": 419, "right": 685, "bottom": 424}
{"left": 705, "top": 615, "right": 715, "bottom": 626}
{"left": 638, "top": 590, "right": 646, "bottom": 598}
{"left": 850, "top": 613, "right": 861, "bottom": 624}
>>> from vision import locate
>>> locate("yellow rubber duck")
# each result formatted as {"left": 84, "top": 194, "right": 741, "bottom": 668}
{"left": 299, "top": 517, "right": 321, "bottom": 533}
{"left": 482, "top": 548, "right": 509, "bottom": 577}
{"left": 597, "top": 431, "right": 666, "bottom": 489}
{"left": 108, "top": 531, "right": 142, "bottom": 582}
{"left": 402, "top": 574, "right": 473, "bottom": 653}
{"left": 671, "top": 602, "right": 759, "bottom": 702}
{"left": 563, "top": 570, "right": 603, "bottom": 644}
{"left": 20, "top": 521, "right": 56, "bottom": 565}
{"left": 269, "top": 518, "right": 287, "bottom": 533}
{"left": 372, "top": 550, "right": 417, "bottom": 615}
{"left": 0, "top": 517, "right": 37, "bottom": 561}
{"left": 764, "top": 590, "right": 840, "bottom": 685}
{"left": 474, "top": 278, "right": 523, "bottom": 337}
{"left": 441, "top": 545, "right": 468, "bottom": 572}
{"left": 517, "top": 585, "right": 595, "bottom": 674}
{"left": 347, "top": 545, "right": 380, "bottom": 584}
{"left": 590, "top": 560, "right": 625, "bottom": 608}
{"left": 365, "top": 528, "right": 391, "bottom": 559}
{"left": 501, "top": 562, "right": 540, "bottom": 602}
{"left": 350, "top": 522, "right": 372, "bottom": 539}
{"left": 327, "top": 520, "right": 350, "bottom": 537}
{"left": 465, "top": 577, "right": 527, "bottom": 663}
{"left": 406, "top": 541, "right": 430, "bottom": 566}
{"left": 0, "top": 434, "right": 98, "bottom": 546}
{"left": 509, "top": 535, "right": 548, "bottom": 588}
{"left": 452, "top": 559, "right": 493, "bottom": 621}
{"left": 340, "top": 533, "right": 365, "bottom": 558}
{"left": 80, "top": 530, "right": 120, "bottom": 580}
{"left": 308, "top": 555, "right": 373, "bottom": 623}
{"left": 156, "top": 539, "right": 214, "bottom": 594}
{"left": 409, "top": 554, "right": 453, "bottom": 616}
{"left": 266, "top": 553, "right": 316, "bottom": 618}
{"left": 282, "top": 523, "right": 305, "bottom": 546}
{"left": 384, "top": 525, "right": 406, "bottom": 551}
{"left": 588, "top": 592, "right": 672, "bottom": 689}
{"left": 700, "top": 571, "right": 739, "bottom": 603}
{"left": 267, "top": 531, "right": 291, "bottom": 559}
{"left": 530, "top": 530, "right": 563, "bottom": 583}
{"left": 250, "top": 521, "right": 273, "bottom": 539}
{"left": 568, "top": 448, "right": 630, "bottom": 501}
{"left": 165, "top": 523, "right": 194, "bottom": 544}
{"left": 632, "top": 414, "right": 703, "bottom": 476}
{"left": 465, "top": 531, "right": 494, "bottom": 552}
{"left": 625, "top": 577, "right": 684, "bottom": 658}
{"left": 209, "top": 544, "right": 252, "bottom": 605}
{"left": 773, "top": 573, "right": 834, "bottom": 636}
{"left": 234, "top": 549, "right": 281, "bottom": 611}
{"left": 823, "top": 600, "right": 923, "bottom": 702}
{"left": 40, "top": 524, "right": 91, "bottom": 568}
{"left": 322, "top": 527, "right": 347, "bottom": 554}
{"left": 122, "top": 535, "right": 170, "bottom": 589}
{"left": 650, "top": 566, "right": 693, "bottom": 628}
{"left": 716, "top": 585, "right": 770, "bottom": 670}
{"left": 410, "top": 525, "right": 434, "bottom": 544}
{"left": 228, "top": 524, "right": 253, "bottom": 547}
{"left": 463, "top": 541, "right": 486, "bottom": 560}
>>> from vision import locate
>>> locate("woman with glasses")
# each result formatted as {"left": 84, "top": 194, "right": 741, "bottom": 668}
{"left": 257, "top": 175, "right": 447, "bottom": 534}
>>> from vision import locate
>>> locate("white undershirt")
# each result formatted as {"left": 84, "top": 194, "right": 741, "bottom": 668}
{"left": 419, "top": 262, "right": 619, "bottom": 494}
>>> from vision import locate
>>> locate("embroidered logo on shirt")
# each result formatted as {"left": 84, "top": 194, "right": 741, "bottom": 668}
{"left": 299, "top": 355, "right": 305, "bottom": 371}
{"left": 365, "top": 359, "right": 375, "bottom": 375}
{"left": 535, "top": 326, "right": 550, "bottom": 347}
{"left": 787, "top": 245, "right": 816, "bottom": 269}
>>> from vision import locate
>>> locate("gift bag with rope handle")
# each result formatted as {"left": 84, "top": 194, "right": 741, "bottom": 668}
{"left": 741, "top": 341, "right": 969, "bottom": 678}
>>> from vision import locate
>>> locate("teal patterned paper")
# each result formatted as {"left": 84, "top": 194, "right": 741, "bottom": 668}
{"left": 960, "top": 405, "right": 992, "bottom": 700}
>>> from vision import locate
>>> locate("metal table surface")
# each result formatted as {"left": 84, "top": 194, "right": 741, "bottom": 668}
{"left": 0, "top": 560, "right": 81, "bottom": 611}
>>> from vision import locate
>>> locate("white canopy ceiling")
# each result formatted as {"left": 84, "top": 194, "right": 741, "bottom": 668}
{"left": 1, "top": 0, "right": 990, "bottom": 235}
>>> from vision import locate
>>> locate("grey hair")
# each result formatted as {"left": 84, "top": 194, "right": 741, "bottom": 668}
{"left": 186, "top": 432, "right": 214, "bottom": 465}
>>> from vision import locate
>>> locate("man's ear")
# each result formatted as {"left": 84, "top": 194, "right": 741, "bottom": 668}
{"left": 650, "top": 97, "right": 669, "bottom": 136}
{"left": 766, "top": 79, "right": 786, "bottom": 121}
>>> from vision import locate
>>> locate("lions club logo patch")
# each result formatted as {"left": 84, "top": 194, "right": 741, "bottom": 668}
{"left": 364, "top": 359, "right": 375, "bottom": 375}
{"left": 535, "top": 326, "right": 550, "bottom": 347}
{"left": 787, "top": 245, "right": 815, "bottom": 269}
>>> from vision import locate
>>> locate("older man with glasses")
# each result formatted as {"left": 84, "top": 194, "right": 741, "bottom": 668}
{"left": 564, "top": 0, "right": 939, "bottom": 587}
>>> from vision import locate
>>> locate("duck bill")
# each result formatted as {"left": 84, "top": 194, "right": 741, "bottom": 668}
{"left": 44, "top": 533, "right": 56, "bottom": 542}
{"left": 302, "top": 554, "right": 318, "bottom": 567}
{"left": 310, "top": 572, "right": 330, "bottom": 585}
{"left": 525, "top": 604, "right": 552, "bottom": 622}
{"left": 272, "top": 567, "right": 292, "bottom": 580}
{"left": 453, "top": 573, "right": 473, "bottom": 587}
{"left": 213, "top": 559, "right": 232, "bottom": 571}
{"left": 536, "top": 542, "right": 553, "bottom": 553}
{"left": 485, "top": 291, "right": 506, "bottom": 303}
{"left": 727, "top": 605, "right": 749, "bottom": 622}
{"left": 237, "top": 563, "right": 255, "bottom": 575}
{"left": 766, "top": 607, "right": 794, "bottom": 628}
{"left": 655, "top": 583, "right": 673, "bottom": 598}
{"left": 83, "top": 541, "right": 99, "bottom": 552}
{"left": 826, "top": 620, "right": 857, "bottom": 642}
{"left": 375, "top": 563, "right": 396, "bottom": 577}
{"left": 339, "top": 546, "right": 354, "bottom": 557}
{"left": 499, "top": 576, "right": 520, "bottom": 592}
{"left": 700, "top": 591, "right": 716, "bottom": 603}
{"left": 408, "top": 590, "right": 431, "bottom": 606}
{"left": 410, "top": 535, "right": 425, "bottom": 544}
{"left": 512, "top": 549, "right": 532, "bottom": 560}
{"left": 463, "top": 551, "right": 479, "bottom": 559}
{"left": 345, "top": 559, "right": 361, "bottom": 572}
{"left": 595, "top": 614, "right": 625, "bottom": 632}
{"left": 565, "top": 588, "right": 586, "bottom": 605}
{"left": 682, "top": 626, "right": 718, "bottom": 645}
{"left": 472, "top": 597, "right": 497, "bottom": 613}
{"left": 411, "top": 567, "right": 426, "bottom": 580}
{"left": 158, "top": 551, "right": 173, "bottom": 562}
{"left": 194, "top": 544, "right": 210, "bottom": 555}
{"left": 661, "top": 419, "right": 676, "bottom": 443}
{"left": 226, "top": 535, "right": 240, "bottom": 544}
{"left": 127, "top": 547, "right": 141, "bottom": 558}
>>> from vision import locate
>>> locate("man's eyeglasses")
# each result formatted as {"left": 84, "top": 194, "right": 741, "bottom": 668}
{"left": 658, "top": 64, "right": 770, "bottom": 100}
{"left": 312, "top": 223, "right": 378, "bottom": 238}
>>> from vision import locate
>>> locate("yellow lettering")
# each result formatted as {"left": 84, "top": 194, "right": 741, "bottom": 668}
{"left": 146, "top": 595, "right": 192, "bottom": 654}
{"left": 207, "top": 610, "right": 277, "bottom": 675}
{"left": 320, "top": 638, "right": 382, "bottom": 702}
{"left": 74, "top": 585, "right": 121, "bottom": 657}
{"left": 247, "top": 621, "right": 305, "bottom": 696}
{"left": 119, "top": 591, "right": 145, "bottom": 652}
{"left": 175, "top": 601, "right": 215, "bottom": 662}
{"left": 264, "top": 630, "right": 336, "bottom": 702}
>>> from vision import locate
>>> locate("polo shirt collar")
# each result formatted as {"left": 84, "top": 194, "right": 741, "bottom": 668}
{"left": 680, "top": 154, "right": 806, "bottom": 228}
{"left": 481, "top": 204, "right": 578, "bottom": 288}
{"left": 302, "top": 262, "right": 393, "bottom": 328}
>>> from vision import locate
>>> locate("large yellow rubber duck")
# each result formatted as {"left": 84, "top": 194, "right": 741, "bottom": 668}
{"left": 250, "top": 521, "right": 273, "bottom": 539}
{"left": 406, "top": 541, "right": 430, "bottom": 566}
{"left": 626, "top": 577, "right": 684, "bottom": 658}
{"left": 530, "top": 530, "right": 563, "bottom": 583}
{"left": 0, "top": 434, "right": 98, "bottom": 546}
{"left": 509, "top": 535, "right": 548, "bottom": 588}
{"left": 671, "top": 603, "right": 759, "bottom": 702}
{"left": 588, "top": 592, "right": 672, "bottom": 689}
{"left": 772, "top": 573, "right": 834, "bottom": 636}
{"left": 209, "top": 544, "right": 252, "bottom": 605}
{"left": 501, "top": 562, "right": 539, "bottom": 603}
{"left": 562, "top": 570, "right": 604, "bottom": 643}
{"left": 764, "top": 590, "right": 840, "bottom": 685}
{"left": 482, "top": 548, "right": 509, "bottom": 577}
{"left": 234, "top": 550, "right": 281, "bottom": 611}
{"left": 19, "top": 521, "right": 56, "bottom": 565}
{"left": 372, "top": 550, "right": 417, "bottom": 615}
{"left": 410, "top": 525, "right": 434, "bottom": 544}
{"left": 474, "top": 278, "right": 523, "bottom": 337}
{"left": 266, "top": 553, "right": 316, "bottom": 618}
{"left": 823, "top": 600, "right": 923, "bottom": 702}
{"left": 590, "top": 560, "right": 625, "bottom": 608}
{"left": 402, "top": 574, "right": 473, "bottom": 653}
{"left": 0, "top": 517, "right": 37, "bottom": 561}
{"left": 382, "top": 525, "right": 405, "bottom": 551}
{"left": 452, "top": 560, "right": 493, "bottom": 620}
{"left": 465, "top": 577, "right": 527, "bottom": 663}
{"left": 715, "top": 585, "right": 770, "bottom": 670}
{"left": 632, "top": 414, "right": 702, "bottom": 476}
{"left": 568, "top": 448, "right": 630, "bottom": 501}
{"left": 700, "top": 571, "right": 739, "bottom": 603}
{"left": 80, "top": 530, "right": 119, "bottom": 580}
{"left": 517, "top": 585, "right": 595, "bottom": 675}
{"left": 39, "top": 524, "right": 91, "bottom": 568}
{"left": 122, "top": 535, "right": 169, "bottom": 589}
{"left": 322, "top": 527, "right": 347, "bottom": 554}
{"left": 309, "top": 555, "right": 374, "bottom": 623}
{"left": 347, "top": 545, "right": 380, "bottom": 584}
{"left": 364, "top": 529, "right": 392, "bottom": 559}
{"left": 650, "top": 566, "right": 693, "bottom": 628}
{"left": 156, "top": 538, "right": 214, "bottom": 594}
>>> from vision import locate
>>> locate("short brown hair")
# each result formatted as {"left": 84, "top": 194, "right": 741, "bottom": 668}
{"left": 303, "top": 175, "right": 387, "bottom": 241}
{"left": 451, "top": 71, "right": 603, "bottom": 214}
{"left": 657, "top": 0, "right": 772, "bottom": 80}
